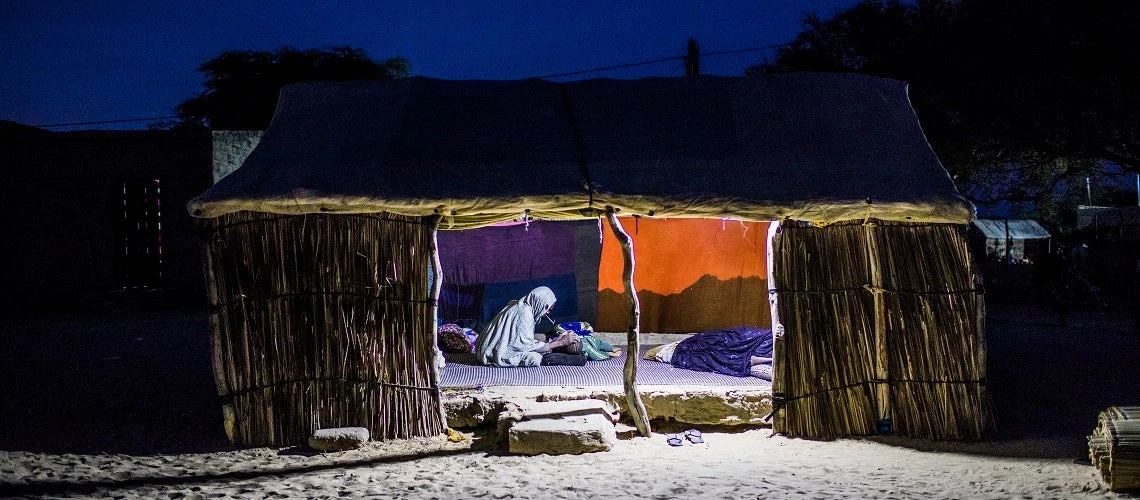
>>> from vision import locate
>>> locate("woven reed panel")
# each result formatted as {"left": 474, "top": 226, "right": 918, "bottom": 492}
{"left": 772, "top": 220, "right": 990, "bottom": 440}
{"left": 202, "top": 212, "right": 445, "bottom": 447}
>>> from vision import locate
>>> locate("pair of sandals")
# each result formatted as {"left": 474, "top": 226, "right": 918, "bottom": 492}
{"left": 666, "top": 429, "right": 703, "bottom": 446}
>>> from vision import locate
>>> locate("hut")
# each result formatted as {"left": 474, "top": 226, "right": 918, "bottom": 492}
{"left": 188, "top": 73, "right": 989, "bottom": 446}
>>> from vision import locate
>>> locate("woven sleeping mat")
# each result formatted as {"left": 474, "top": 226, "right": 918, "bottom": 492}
{"left": 440, "top": 346, "right": 772, "bottom": 388}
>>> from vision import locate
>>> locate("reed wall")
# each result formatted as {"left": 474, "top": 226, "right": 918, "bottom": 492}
{"left": 772, "top": 220, "right": 991, "bottom": 440}
{"left": 201, "top": 211, "right": 445, "bottom": 447}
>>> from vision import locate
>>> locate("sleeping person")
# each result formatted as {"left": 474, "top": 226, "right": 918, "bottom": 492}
{"left": 474, "top": 286, "right": 587, "bottom": 367}
{"left": 645, "top": 325, "right": 773, "bottom": 379}
{"left": 546, "top": 322, "right": 623, "bottom": 361}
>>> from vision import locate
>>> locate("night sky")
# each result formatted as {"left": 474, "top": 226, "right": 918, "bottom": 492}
{"left": 0, "top": 1, "right": 858, "bottom": 130}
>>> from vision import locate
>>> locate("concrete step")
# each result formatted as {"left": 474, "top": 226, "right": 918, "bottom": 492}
{"left": 508, "top": 413, "right": 617, "bottom": 455}
{"left": 614, "top": 422, "right": 640, "bottom": 440}
{"left": 515, "top": 398, "right": 620, "bottom": 424}
{"left": 507, "top": 399, "right": 620, "bottom": 455}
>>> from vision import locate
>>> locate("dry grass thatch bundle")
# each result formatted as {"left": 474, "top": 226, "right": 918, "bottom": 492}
{"left": 771, "top": 220, "right": 991, "bottom": 440}
{"left": 201, "top": 211, "right": 446, "bottom": 447}
{"left": 1089, "top": 406, "right": 1140, "bottom": 491}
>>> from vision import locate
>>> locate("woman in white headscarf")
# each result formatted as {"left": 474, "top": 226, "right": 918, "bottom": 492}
{"left": 474, "top": 286, "right": 585, "bottom": 367}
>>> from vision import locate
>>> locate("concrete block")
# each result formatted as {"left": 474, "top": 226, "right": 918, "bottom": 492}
{"left": 496, "top": 402, "right": 525, "bottom": 445}
{"left": 444, "top": 395, "right": 497, "bottom": 428}
{"left": 596, "top": 389, "right": 773, "bottom": 426}
{"left": 308, "top": 426, "right": 370, "bottom": 452}
{"left": 508, "top": 413, "right": 616, "bottom": 455}
{"left": 613, "top": 422, "right": 639, "bottom": 440}
{"left": 211, "top": 130, "right": 263, "bottom": 183}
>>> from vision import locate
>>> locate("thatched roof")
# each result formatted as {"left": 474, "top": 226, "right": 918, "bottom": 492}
{"left": 188, "top": 73, "right": 974, "bottom": 227}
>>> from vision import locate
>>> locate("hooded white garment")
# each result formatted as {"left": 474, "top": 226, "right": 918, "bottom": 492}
{"left": 474, "top": 286, "right": 556, "bottom": 367}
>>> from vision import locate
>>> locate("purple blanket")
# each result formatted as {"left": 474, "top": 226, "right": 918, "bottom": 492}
{"left": 672, "top": 326, "right": 773, "bottom": 377}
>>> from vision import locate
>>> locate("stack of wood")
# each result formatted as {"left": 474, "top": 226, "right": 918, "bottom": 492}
{"left": 1089, "top": 406, "right": 1140, "bottom": 491}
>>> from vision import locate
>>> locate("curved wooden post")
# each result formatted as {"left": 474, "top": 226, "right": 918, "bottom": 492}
{"left": 604, "top": 209, "right": 652, "bottom": 436}
{"left": 427, "top": 214, "right": 448, "bottom": 430}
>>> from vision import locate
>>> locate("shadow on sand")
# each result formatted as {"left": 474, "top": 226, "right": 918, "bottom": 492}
{"left": 0, "top": 308, "right": 235, "bottom": 455}
{"left": 2, "top": 303, "right": 1137, "bottom": 461}
{"left": 873, "top": 304, "right": 1140, "bottom": 459}
{"left": 0, "top": 441, "right": 494, "bottom": 497}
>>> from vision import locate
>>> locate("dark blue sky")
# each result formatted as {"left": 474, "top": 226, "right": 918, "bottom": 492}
{"left": 0, "top": 1, "right": 858, "bottom": 130}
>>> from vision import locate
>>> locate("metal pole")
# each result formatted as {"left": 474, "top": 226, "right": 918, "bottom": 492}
{"left": 685, "top": 38, "right": 699, "bottom": 77}
{"left": 1005, "top": 218, "right": 1011, "bottom": 264}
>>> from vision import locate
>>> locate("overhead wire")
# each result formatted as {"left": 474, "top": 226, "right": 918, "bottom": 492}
{"left": 27, "top": 42, "right": 791, "bottom": 128}
{"left": 532, "top": 55, "right": 685, "bottom": 80}
{"left": 31, "top": 116, "right": 180, "bottom": 128}
{"left": 531, "top": 42, "right": 790, "bottom": 79}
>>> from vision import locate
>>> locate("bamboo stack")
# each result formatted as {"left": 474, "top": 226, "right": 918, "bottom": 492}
{"left": 1089, "top": 406, "right": 1140, "bottom": 491}
{"left": 200, "top": 211, "right": 446, "bottom": 447}
{"left": 771, "top": 219, "right": 991, "bottom": 440}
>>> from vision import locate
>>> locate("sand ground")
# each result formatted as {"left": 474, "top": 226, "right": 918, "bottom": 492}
{"left": 1, "top": 303, "right": 1137, "bottom": 498}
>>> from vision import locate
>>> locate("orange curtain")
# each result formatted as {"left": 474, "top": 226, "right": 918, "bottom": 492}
{"left": 597, "top": 217, "right": 771, "bottom": 333}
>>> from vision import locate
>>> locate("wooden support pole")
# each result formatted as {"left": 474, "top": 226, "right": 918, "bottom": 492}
{"left": 971, "top": 239, "right": 989, "bottom": 431}
{"left": 604, "top": 208, "right": 652, "bottom": 437}
{"left": 427, "top": 214, "right": 448, "bottom": 431}
{"left": 863, "top": 219, "right": 891, "bottom": 432}
{"left": 200, "top": 220, "right": 236, "bottom": 442}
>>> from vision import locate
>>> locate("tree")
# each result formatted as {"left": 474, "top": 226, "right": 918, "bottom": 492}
{"left": 173, "top": 46, "right": 409, "bottom": 130}
{"left": 749, "top": 0, "right": 1140, "bottom": 222}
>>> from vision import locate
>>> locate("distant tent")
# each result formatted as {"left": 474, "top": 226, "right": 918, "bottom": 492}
{"left": 1077, "top": 205, "right": 1140, "bottom": 232}
{"left": 188, "top": 73, "right": 987, "bottom": 446}
{"left": 970, "top": 219, "right": 1051, "bottom": 263}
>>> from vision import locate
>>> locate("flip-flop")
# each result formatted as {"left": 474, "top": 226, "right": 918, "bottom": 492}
{"left": 610, "top": 348, "right": 623, "bottom": 358}
{"left": 666, "top": 434, "right": 684, "bottom": 447}
{"left": 684, "top": 429, "right": 704, "bottom": 444}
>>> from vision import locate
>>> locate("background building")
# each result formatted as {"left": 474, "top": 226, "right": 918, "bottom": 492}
{"left": 1, "top": 122, "right": 234, "bottom": 315}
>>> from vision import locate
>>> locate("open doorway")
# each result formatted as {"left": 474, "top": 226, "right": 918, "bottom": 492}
{"left": 436, "top": 217, "right": 775, "bottom": 399}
